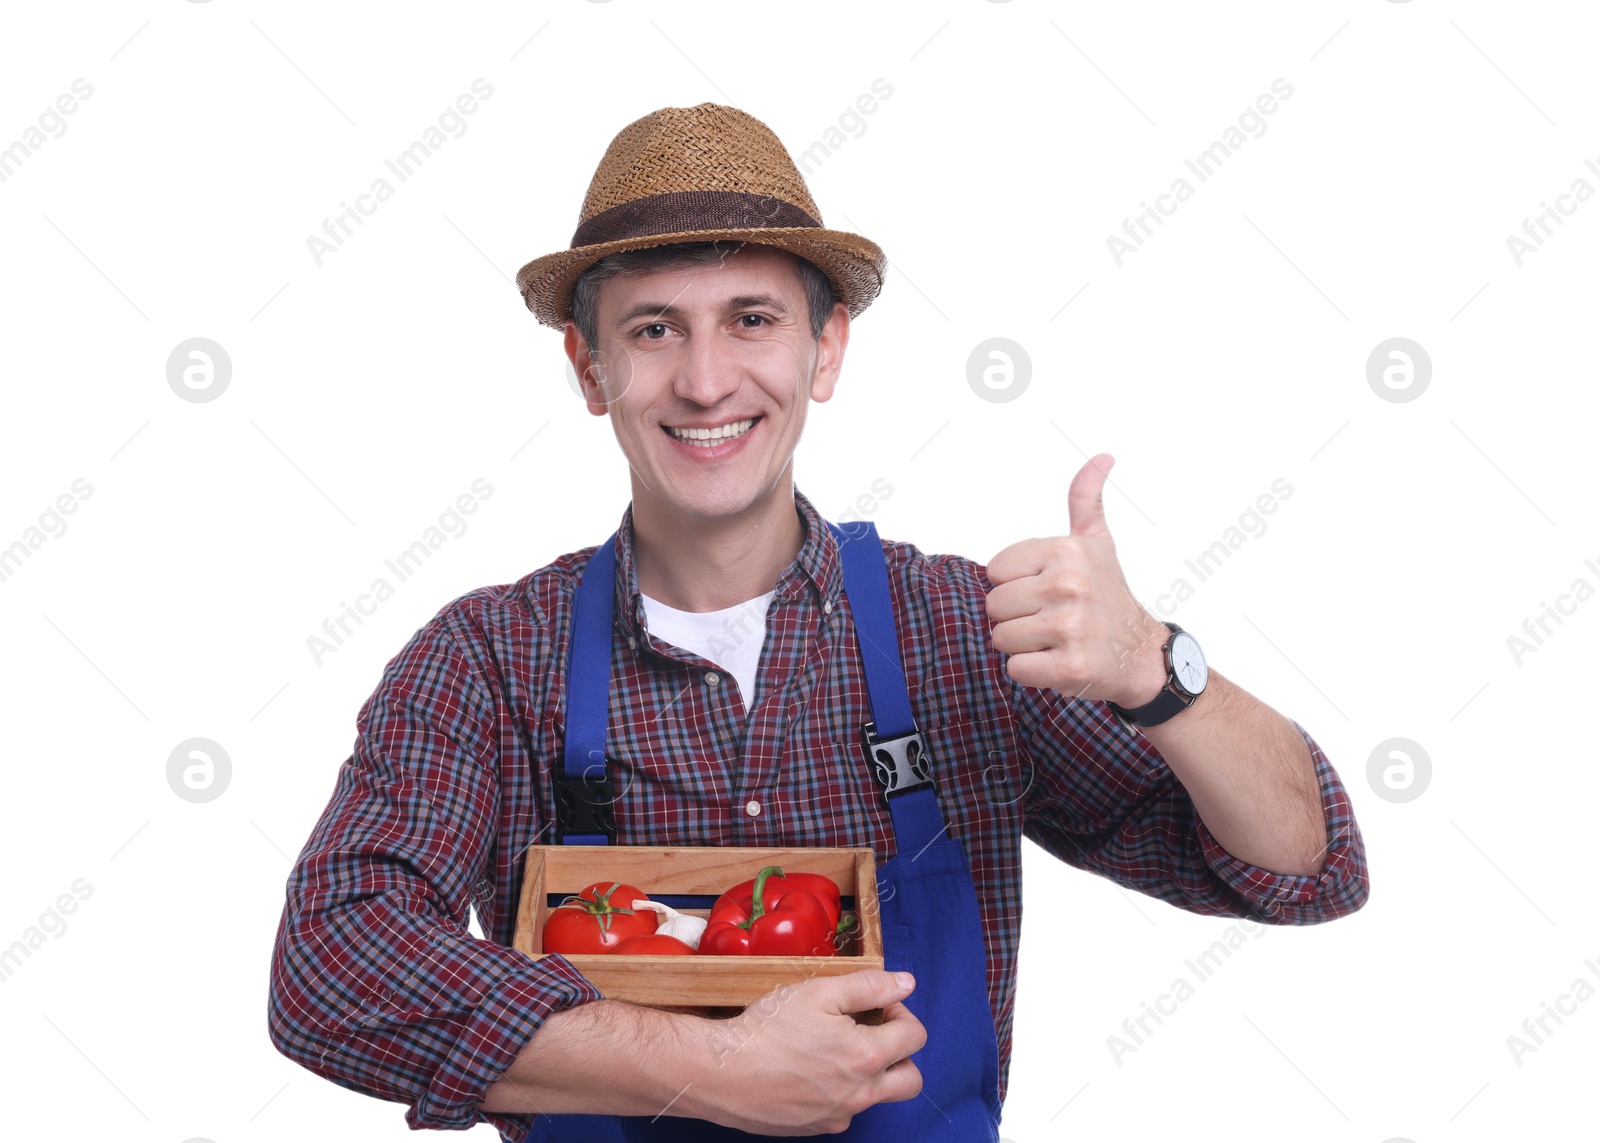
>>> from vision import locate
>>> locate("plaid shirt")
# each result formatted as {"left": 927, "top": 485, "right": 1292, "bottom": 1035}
{"left": 268, "top": 487, "right": 1368, "bottom": 1138}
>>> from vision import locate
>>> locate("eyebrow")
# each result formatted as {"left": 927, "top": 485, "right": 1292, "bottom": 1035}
{"left": 612, "top": 293, "right": 793, "bottom": 329}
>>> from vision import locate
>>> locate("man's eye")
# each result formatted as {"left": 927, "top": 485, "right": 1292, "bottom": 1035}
{"left": 739, "top": 314, "right": 767, "bottom": 328}
{"left": 640, "top": 323, "right": 669, "bottom": 339}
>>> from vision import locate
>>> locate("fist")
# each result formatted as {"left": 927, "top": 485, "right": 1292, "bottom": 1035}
{"left": 983, "top": 454, "right": 1168, "bottom": 707}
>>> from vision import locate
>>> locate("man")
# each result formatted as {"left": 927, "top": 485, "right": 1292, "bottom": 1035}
{"left": 268, "top": 103, "right": 1369, "bottom": 1141}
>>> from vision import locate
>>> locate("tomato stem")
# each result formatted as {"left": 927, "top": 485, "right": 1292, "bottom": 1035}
{"left": 555, "top": 880, "right": 635, "bottom": 937}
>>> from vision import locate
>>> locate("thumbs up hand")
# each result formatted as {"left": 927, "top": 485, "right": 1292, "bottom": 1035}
{"left": 983, "top": 454, "right": 1168, "bottom": 706}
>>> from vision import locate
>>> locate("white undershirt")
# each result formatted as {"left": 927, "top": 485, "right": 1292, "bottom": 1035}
{"left": 639, "top": 589, "right": 776, "bottom": 708}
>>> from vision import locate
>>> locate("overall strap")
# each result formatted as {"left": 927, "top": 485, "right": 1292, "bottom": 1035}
{"left": 557, "top": 532, "right": 620, "bottom": 844}
{"left": 828, "top": 521, "right": 946, "bottom": 855}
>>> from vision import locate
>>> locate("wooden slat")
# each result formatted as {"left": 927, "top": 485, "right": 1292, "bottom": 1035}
{"left": 854, "top": 848, "right": 884, "bottom": 962}
{"left": 559, "top": 951, "right": 884, "bottom": 1006}
{"left": 511, "top": 847, "right": 546, "bottom": 958}
{"left": 538, "top": 845, "right": 862, "bottom": 896}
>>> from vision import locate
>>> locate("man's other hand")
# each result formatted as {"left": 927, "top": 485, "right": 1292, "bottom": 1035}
{"left": 686, "top": 969, "right": 926, "bottom": 1135}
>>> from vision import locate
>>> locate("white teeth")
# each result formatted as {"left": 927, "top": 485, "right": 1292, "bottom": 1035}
{"left": 668, "top": 418, "right": 755, "bottom": 443}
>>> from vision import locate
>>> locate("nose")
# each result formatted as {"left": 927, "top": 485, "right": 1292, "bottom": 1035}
{"left": 671, "top": 330, "right": 743, "bottom": 409}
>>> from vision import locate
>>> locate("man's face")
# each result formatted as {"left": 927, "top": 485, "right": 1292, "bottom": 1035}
{"left": 564, "top": 245, "right": 848, "bottom": 525}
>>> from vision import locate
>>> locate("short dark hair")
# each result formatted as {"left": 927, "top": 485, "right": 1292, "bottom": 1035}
{"left": 568, "top": 241, "right": 837, "bottom": 350}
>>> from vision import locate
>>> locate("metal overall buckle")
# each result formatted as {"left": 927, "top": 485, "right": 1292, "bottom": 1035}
{"left": 859, "top": 721, "right": 934, "bottom": 800}
{"left": 553, "top": 767, "right": 617, "bottom": 842}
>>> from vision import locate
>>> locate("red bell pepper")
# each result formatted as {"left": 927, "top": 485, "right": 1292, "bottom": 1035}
{"left": 700, "top": 865, "right": 838, "bottom": 957}
{"left": 713, "top": 868, "right": 843, "bottom": 930}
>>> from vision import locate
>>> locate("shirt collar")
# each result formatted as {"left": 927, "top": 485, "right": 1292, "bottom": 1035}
{"left": 611, "top": 486, "right": 843, "bottom": 642}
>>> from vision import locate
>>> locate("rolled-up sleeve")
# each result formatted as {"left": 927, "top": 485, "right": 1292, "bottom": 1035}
{"left": 1188, "top": 718, "right": 1369, "bottom": 922}
{"left": 1019, "top": 687, "right": 1369, "bottom": 925}
{"left": 267, "top": 615, "right": 603, "bottom": 1135}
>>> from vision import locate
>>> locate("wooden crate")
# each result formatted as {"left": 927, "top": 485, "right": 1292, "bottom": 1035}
{"left": 512, "top": 845, "right": 883, "bottom": 1012}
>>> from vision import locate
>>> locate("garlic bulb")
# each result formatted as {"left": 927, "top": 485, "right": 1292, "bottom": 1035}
{"left": 632, "top": 900, "right": 708, "bottom": 950}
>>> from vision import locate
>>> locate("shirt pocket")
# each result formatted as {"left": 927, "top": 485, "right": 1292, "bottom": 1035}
{"left": 919, "top": 716, "right": 1029, "bottom": 817}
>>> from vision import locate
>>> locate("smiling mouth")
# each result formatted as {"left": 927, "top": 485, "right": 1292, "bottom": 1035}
{"left": 663, "top": 417, "right": 759, "bottom": 445}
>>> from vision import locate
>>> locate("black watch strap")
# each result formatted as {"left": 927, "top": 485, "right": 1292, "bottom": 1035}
{"left": 1110, "top": 685, "right": 1190, "bottom": 729}
{"left": 1109, "top": 622, "right": 1196, "bottom": 729}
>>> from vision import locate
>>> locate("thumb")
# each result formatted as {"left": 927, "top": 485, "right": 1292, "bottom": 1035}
{"left": 1068, "top": 453, "right": 1114, "bottom": 538}
{"left": 812, "top": 969, "right": 915, "bottom": 1015}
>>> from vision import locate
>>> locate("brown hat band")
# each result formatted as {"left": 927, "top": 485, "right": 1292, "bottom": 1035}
{"left": 571, "top": 190, "right": 821, "bottom": 248}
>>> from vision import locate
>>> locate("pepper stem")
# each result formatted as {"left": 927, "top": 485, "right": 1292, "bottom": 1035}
{"left": 739, "top": 865, "right": 786, "bottom": 931}
{"left": 832, "top": 910, "right": 858, "bottom": 952}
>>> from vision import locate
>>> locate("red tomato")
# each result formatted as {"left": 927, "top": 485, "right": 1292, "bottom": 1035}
{"left": 611, "top": 934, "right": 696, "bottom": 955}
{"left": 542, "top": 880, "right": 657, "bottom": 955}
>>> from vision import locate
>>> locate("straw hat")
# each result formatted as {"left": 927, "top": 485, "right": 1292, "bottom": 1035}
{"left": 516, "top": 102, "right": 887, "bottom": 329}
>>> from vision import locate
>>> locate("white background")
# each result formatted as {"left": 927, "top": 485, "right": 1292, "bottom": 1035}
{"left": 1, "top": 2, "right": 1595, "bottom": 1140}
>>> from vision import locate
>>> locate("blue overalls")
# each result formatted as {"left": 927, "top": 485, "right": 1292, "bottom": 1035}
{"left": 523, "top": 520, "right": 1002, "bottom": 1141}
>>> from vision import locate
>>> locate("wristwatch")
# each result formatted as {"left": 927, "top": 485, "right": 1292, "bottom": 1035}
{"left": 1108, "top": 622, "right": 1208, "bottom": 731}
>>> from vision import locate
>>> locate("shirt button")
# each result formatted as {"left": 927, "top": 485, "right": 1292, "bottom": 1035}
{"left": 627, "top": 636, "right": 637, "bottom": 650}
{"left": 745, "top": 799, "right": 762, "bottom": 817}
{"left": 822, "top": 599, "right": 833, "bottom": 614}
{"left": 705, "top": 671, "right": 720, "bottom": 688}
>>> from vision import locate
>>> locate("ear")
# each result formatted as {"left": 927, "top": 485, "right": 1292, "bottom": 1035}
{"left": 810, "top": 301, "right": 850, "bottom": 403}
{"left": 563, "top": 321, "right": 610, "bottom": 417}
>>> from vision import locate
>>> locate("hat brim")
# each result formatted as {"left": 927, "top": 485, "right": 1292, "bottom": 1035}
{"left": 516, "top": 227, "right": 887, "bottom": 331}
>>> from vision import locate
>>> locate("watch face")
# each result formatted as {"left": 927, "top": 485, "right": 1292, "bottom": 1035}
{"left": 1169, "top": 632, "right": 1208, "bottom": 696}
